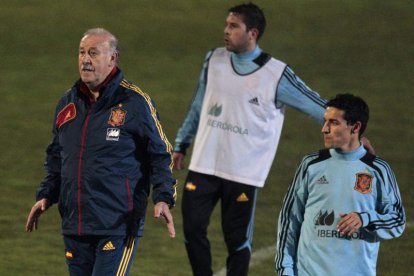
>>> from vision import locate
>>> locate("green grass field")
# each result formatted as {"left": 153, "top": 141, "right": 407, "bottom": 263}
{"left": 0, "top": 0, "right": 413, "bottom": 275}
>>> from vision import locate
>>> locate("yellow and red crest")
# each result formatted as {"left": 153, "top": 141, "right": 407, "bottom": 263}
{"left": 108, "top": 107, "right": 127, "bottom": 127}
{"left": 354, "top": 172, "right": 373, "bottom": 194}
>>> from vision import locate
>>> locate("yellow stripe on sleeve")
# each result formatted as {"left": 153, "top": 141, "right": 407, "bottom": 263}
{"left": 121, "top": 80, "right": 174, "bottom": 170}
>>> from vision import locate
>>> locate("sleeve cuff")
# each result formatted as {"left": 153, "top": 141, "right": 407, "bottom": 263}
{"left": 278, "top": 267, "right": 294, "bottom": 276}
{"left": 174, "top": 142, "right": 190, "bottom": 154}
{"left": 358, "top": 212, "right": 370, "bottom": 227}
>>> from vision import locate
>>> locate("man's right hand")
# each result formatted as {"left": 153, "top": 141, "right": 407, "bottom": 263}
{"left": 172, "top": 152, "right": 185, "bottom": 170}
{"left": 26, "top": 198, "right": 49, "bottom": 232}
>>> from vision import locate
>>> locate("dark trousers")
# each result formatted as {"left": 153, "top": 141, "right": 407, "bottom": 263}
{"left": 182, "top": 171, "right": 257, "bottom": 276}
{"left": 63, "top": 235, "right": 139, "bottom": 276}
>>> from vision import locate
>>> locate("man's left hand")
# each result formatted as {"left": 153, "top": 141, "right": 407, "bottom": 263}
{"left": 337, "top": 212, "right": 362, "bottom": 236}
{"left": 154, "top": 201, "right": 175, "bottom": 238}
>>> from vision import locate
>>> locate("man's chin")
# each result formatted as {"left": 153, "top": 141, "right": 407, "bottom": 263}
{"left": 81, "top": 79, "right": 98, "bottom": 90}
{"left": 80, "top": 76, "right": 95, "bottom": 84}
{"left": 224, "top": 44, "right": 234, "bottom": 51}
{"left": 324, "top": 142, "right": 333, "bottom": 149}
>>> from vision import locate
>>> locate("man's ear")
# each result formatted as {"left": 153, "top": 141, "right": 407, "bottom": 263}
{"left": 249, "top": 28, "right": 259, "bottom": 41}
{"left": 351, "top": 121, "right": 362, "bottom": 134}
{"left": 110, "top": 51, "right": 119, "bottom": 66}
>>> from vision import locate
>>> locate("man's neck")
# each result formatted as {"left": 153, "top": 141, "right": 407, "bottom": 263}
{"left": 232, "top": 45, "right": 260, "bottom": 59}
{"left": 90, "top": 90, "right": 100, "bottom": 100}
{"left": 337, "top": 139, "right": 362, "bottom": 153}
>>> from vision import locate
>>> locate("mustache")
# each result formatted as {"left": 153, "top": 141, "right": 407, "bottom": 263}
{"left": 81, "top": 65, "right": 94, "bottom": 71}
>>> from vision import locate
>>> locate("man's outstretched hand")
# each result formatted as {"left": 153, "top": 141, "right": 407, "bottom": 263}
{"left": 154, "top": 201, "right": 175, "bottom": 238}
{"left": 26, "top": 198, "right": 49, "bottom": 232}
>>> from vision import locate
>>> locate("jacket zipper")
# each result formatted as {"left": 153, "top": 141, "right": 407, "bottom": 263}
{"left": 77, "top": 107, "right": 92, "bottom": 235}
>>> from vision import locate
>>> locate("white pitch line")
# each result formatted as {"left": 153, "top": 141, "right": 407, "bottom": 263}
{"left": 214, "top": 221, "right": 412, "bottom": 276}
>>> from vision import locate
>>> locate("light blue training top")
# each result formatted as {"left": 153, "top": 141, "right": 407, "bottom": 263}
{"left": 276, "top": 145, "right": 405, "bottom": 276}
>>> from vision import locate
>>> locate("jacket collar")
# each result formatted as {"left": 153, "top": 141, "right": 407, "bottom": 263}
{"left": 79, "top": 67, "right": 120, "bottom": 103}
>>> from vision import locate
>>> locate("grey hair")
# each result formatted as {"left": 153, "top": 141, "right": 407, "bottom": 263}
{"left": 83, "top": 28, "right": 119, "bottom": 59}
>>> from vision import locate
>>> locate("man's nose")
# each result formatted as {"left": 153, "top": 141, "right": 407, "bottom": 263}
{"left": 81, "top": 54, "right": 92, "bottom": 64}
{"left": 224, "top": 26, "right": 229, "bottom": 35}
{"left": 321, "top": 123, "right": 329, "bottom": 133}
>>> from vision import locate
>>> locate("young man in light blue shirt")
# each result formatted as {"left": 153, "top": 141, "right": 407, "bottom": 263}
{"left": 276, "top": 94, "right": 405, "bottom": 276}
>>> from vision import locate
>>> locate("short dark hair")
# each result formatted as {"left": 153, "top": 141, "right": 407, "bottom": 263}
{"left": 229, "top": 2, "right": 266, "bottom": 41}
{"left": 326, "top": 94, "right": 370, "bottom": 137}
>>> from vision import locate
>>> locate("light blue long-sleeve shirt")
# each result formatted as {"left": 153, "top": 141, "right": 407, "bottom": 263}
{"left": 276, "top": 145, "right": 405, "bottom": 276}
{"left": 174, "top": 46, "right": 326, "bottom": 152}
